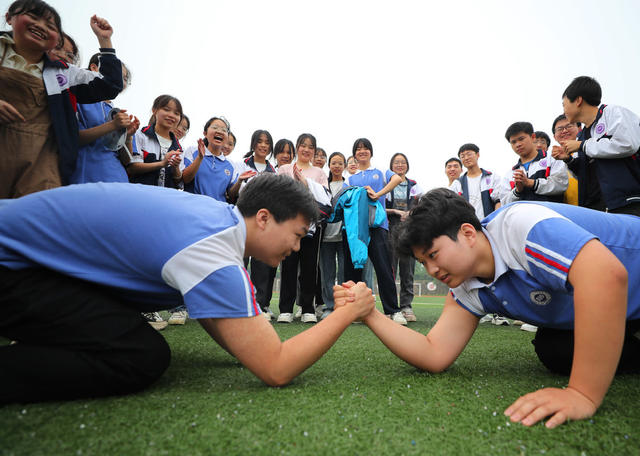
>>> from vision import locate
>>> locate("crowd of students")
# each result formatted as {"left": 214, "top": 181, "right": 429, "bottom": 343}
{"left": 3, "top": 1, "right": 640, "bottom": 333}
{"left": 3, "top": 0, "right": 640, "bottom": 429}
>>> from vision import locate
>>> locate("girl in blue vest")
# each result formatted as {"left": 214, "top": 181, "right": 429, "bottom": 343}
{"left": 70, "top": 55, "right": 136, "bottom": 184}
{"left": 182, "top": 116, "right": 236, "bottom": 202}
{"left": 385, "top": 153, "right": 424, "bottom": 321}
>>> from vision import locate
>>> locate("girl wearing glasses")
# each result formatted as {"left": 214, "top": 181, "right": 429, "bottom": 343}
{"left": 181, "top": 116, "right": 236, "bottom": 202}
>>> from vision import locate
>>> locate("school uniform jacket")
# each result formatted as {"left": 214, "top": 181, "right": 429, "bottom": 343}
{"left": 131, "top": 124, "right": 183, "bottom": 189}
{"left": 574, "top": 104, "right": 640, "bottom": 211}
{"left": 0, "top": 32, "right": 124, "bottom": 185}
{"left": 501, "top": 150, "right": 568, "bottom": 204}
{"left": 450, "top": 169, "right": 501, "bottom": 218}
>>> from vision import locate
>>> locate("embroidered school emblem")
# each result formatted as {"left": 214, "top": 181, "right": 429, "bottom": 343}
{"left": 539, "top": 159, "right": 547, "bottom": 167}
{"left": 530, "top": 290, "right": 551, "bottom": 306}
{"left": 56, "top": 74, "right": 67, "bottom": 86}
{"left": 224, "top": 169, "right": 231, "bottom": 176}
{"left": 373, "top": 174, "right": 379, "bottom": 180}
{"left": 596, "top": 123, "right": 605, "bottom": 135}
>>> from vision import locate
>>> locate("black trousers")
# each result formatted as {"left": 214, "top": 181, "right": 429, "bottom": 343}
{"left": 533, "top": 320, "right": 640, "bottom": 375}
{"left": 0, "top": 267, "right": 171, "bottom": 404}
{"left": 343, "top": 227, "right": 400, "bottom": 315}
{"left": 249, "top": 258, "right": 277, "bottom": 312}
{"left": 279, "top": 228, "right": 322, "bottom": 314}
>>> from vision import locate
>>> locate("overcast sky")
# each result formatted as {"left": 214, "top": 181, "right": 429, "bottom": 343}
{"left": 6, "top": 0, "right": 640, "bottom": 188}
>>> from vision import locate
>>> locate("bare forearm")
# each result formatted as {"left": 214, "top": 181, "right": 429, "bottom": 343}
{"left": 78, "top": 120, "right": 117, "bottom": 146}
{"left": 182, "top": 159, "right": 202, "bottom": 184}
{"left": 126, "top": 161, "right": 165, "bottom": 175}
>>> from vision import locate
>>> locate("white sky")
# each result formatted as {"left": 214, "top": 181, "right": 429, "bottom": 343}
{"left": 6, "top": 0, "right": 640, "bottom": 189}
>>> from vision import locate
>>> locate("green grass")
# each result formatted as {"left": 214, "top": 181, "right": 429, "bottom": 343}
{"left": 2, "top": 298, "right": 639, "bottom": 455}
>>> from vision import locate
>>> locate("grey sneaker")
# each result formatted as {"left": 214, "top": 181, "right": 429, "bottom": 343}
{"left": 391, "top": 312, "right": 408, "bottom": 326}
{"left": 277, "top": 312, "right": 294, "bottom": 323}
{"left": 294, "top": 307, "right": 302, "bottom": 319}
{"left": 168, "top": 310, "right": 187, "bottom": 325}
{"left": 492, "top": 316, "right": 510, "bottom": 326}
{"left": 401, "top": 307, "right": 417, "bottom": 322}
{"left": 479, "top": 314, "right": 494, "bottom": 324}
{"left": 301, "top": 313, "right": 317, "bottom": 323}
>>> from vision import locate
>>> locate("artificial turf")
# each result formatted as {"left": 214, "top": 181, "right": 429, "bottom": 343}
{"left": 1, "top": 297, "right": 639, "bottom": 455}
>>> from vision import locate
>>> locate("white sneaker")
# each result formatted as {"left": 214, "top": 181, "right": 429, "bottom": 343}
{"left": 492, "top": 316, "right": 510, "bottom": 326}
{"left": 168, "top": 310, "right": 187, "bottom": 325}
{"left": 401, "top": 307, "right": 417, "bottom": 322}
{"left": 315, "top": 305, "right": 324, "bottom": 319}
{"left": 277, "top": 313, "right": 293, "bottom": 323}
{"left": 391, "top": 312, "right": 408, "bottom": 326}
{"left": 142, "top": 312, "right": 168, "bottom": 331}
{"left": 294, "top": 307, "right": 302, "bottom": 319}
{"left": 301, "top": 313, "right": 317, "bottom": 323}
{"left": 520, "top": 323, "right": 538, "bottom": 332}
{"left": 262, "top": 311, "right": 272, "bottom": 321}
{"left": 479, "top": 314, "right": 494, "bottom": 324}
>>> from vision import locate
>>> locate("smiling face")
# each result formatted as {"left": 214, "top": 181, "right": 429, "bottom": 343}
{"left": 354, "top": 144, "right": 372, "bottom": 167}
{"left": 204, "top": 118, "right": 228, "bottom": 153}
{"left": 275, "top": 143, "right": 292, "bottom": 167}
{"left": 347, "top": 157, "right": 358, "bottom": 175}
{"left": 297, "top": 138, "right": 315, "bottom": 164}
{"left": 8, "top": 11, "right": 60, "bottom": 56}
{"left": 412, "top": 230, "right": 475, "bottom": 288}
{"left": 533, "top": 137, "right": 548, "bottom": 152}
{"left": 222, "top": 135, "right": 236, "bottom": 156}
{"left": 154, "top": 100, "right": 181, "bottom": 132}
{"left": 254, "top": 133, "right": 271, "bottom": 161}
{"left": 173, "top": 117, "right": 189, "bottom": 141}
{"left": 391, "top": 154, "right": 408, "bottom": 177}
{"left": 553, "top": 118, "right": 580, "bottom": 143}
{"left": 313, "top": 150, "right": 327, "bottom": 168}
{"left": 47, "top": 35, "right": 75, "bottom": 64}
{"left": 445, "top": 161, "right": 462, "bottom": 182}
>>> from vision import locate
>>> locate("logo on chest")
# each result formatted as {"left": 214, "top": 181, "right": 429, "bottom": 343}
{"left": 224, "top": 169, "right": 231, "bottom": 176}
{"left": 530, "top": 290, "right": 552, "bottom": 306}
{"left": 595, "top": 123, "right": 606, "bottom": 135}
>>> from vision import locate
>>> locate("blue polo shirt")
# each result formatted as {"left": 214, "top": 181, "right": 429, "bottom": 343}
{"left": 183, "top": 146, "right": 237, "bottom": 202}
{"left": 346, "top": 167, "right": 392, "bottom": 230}
{"left": 451, "top": 202, "right": 640, "bottom": 329}
{"left": 0, "top": 183, "right": 259, "bottom": 319}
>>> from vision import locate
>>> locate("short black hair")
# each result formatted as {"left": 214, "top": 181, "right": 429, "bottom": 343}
{"left": 562, "top": 76, "right": 602, "bottom": 106}
{"left": 534, "top": 131, "right": 551, "bottom": 148}
{"left": 352, "top": 138, "right": 373, "bottom": 157}
{"left": 237, "top": 173, "right": 318, "bottom": 224}
{"left": 396, "top": 188, "right": 481, "bottom": 257}
{"left": 445, "top": 157, "right": 462, "bottom": 168}
{"left": 458, "top": 143, "right": 479, "bottom": 157}
{"left": 505, "top": 122, "right": 534, "bottom": 141}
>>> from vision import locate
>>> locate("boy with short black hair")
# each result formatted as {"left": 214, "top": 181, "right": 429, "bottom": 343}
{"left": 445, "top": 157, "right": 462, "bottom": 185}
{"left": 557, "top": 76, "right": 640, "bottom": 215}
{"left": 501, "top": 122, "right": 568, "bottom": 205}
{"left": 533, "top": 131, "right": 551, "bottom": 152}
{"left": 0, "top": 174, "right": 375, "bottom": 404}
{"left": 337, "top": 188, "right": 640, "bottom": 428}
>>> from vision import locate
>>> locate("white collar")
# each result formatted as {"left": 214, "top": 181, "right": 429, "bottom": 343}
{"left": 461, "top": 228, "right": 509, "bottom": 291}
